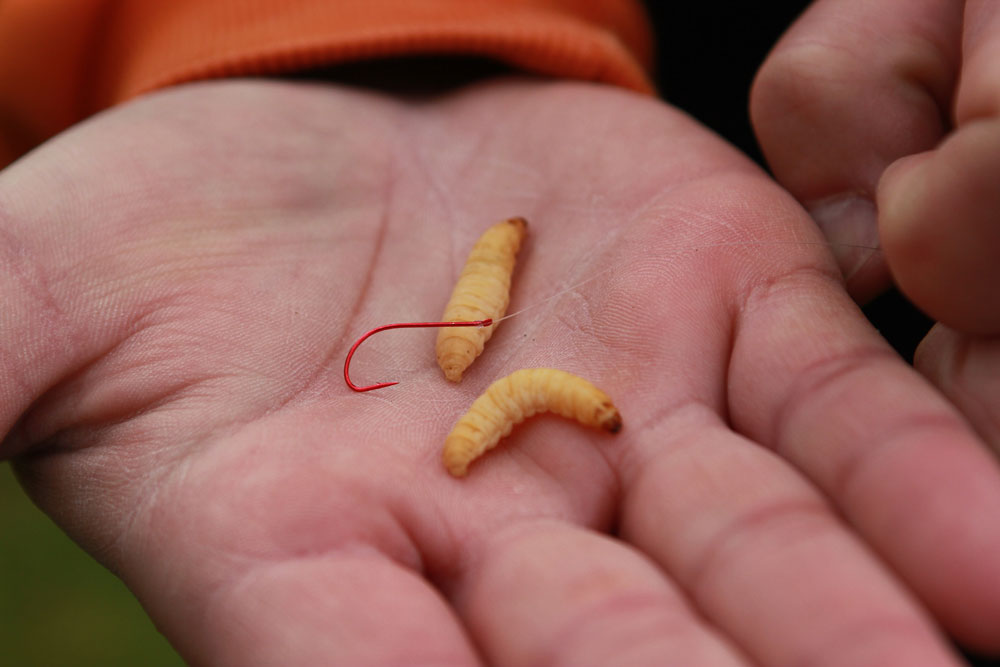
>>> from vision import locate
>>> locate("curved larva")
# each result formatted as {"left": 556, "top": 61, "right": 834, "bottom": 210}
{"left": 443, "top": 368, "right": 622, "bottom": 477}
{"left": 436, "top": 217, "right": 527, "bottom": 382}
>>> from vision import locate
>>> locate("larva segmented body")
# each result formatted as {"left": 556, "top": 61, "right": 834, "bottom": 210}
{"left": 443, "top": 368, "right": 622, "bottom": 477}
{"left": 436, "top": 217, "right": 527, "bottom": 382}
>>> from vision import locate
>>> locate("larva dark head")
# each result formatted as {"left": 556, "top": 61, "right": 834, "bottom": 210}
{"left": 507, "top": 216, "right": 528, "bottom": 231}
{"left": 598, "top": 403, "right": 622, "bottom": 433}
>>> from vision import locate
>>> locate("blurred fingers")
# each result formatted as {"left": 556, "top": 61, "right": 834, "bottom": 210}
{"left": 878, "top": 0, "right": 1000, "bottom": 333}
{"left": 750, "top": 0, "right": 963, "bottom": 301}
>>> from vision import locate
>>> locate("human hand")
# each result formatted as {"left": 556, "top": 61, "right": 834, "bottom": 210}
{"left": 752, "top": 1, "right": 1000, "bottom": 532}
{"left": 2, "top": 78, "right": 998, "bottom": 664}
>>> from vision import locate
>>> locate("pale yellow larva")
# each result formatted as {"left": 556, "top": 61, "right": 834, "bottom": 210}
{"left": 436, "top": 217, "right": 527, "bottom": 382}
{"left": 442, "top": 368, "right": 622, "bottom": 477}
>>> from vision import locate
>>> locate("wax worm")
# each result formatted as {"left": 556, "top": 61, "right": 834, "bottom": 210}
{"left": 436, "top": 217, "right": 527, "bottom": 382}
{"left": 443, "top": 368, "right": 622, "bottom": 477}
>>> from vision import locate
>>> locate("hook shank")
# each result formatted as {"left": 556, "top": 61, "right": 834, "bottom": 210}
{"left": 344, "top": 319, "right": 493, "bottom": 392}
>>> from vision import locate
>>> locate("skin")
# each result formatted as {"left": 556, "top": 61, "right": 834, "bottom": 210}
{"left": 2, "top": 78, "right": 999, "bottom": 664}
{"left": 752, "top": 1, "right": 1000, "bottom": 471}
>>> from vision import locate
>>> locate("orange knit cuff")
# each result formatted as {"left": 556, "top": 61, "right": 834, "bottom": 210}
{"left": 0, "top": 0, "right": 654, "bottom": 166}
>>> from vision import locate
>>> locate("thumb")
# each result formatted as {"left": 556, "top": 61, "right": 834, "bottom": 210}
{"left": 0, "top": 174, "right": 97, "bottom": 458}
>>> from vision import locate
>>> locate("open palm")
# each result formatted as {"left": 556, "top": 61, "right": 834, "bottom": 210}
{"left": 3, "top": 79, "right": 998, "bottom": 665}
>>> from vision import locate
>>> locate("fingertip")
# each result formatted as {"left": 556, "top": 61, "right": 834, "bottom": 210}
{"left": 876, "top": 151, "right": 957, "bottom": 323}
{"left": 876, "top": 151, "right": 934, "bottom": 260}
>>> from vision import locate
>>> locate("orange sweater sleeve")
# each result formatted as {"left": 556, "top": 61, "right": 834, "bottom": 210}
{"left": 0, "top": 0, "right": 654, "bottom": 167}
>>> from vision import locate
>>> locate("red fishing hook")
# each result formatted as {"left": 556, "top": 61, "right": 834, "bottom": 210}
{"left": 344, "top": 319, "right": 493, "bottom": 392}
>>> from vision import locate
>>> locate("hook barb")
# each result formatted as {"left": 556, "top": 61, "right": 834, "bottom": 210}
{"left": 344, "top": 319, "right": 493, "bottom": 392}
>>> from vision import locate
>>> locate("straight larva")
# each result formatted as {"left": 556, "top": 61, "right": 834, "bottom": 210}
{"left": 436, "top": 217, "right": 527, "bottom": 382}
{"left": 443, "top": 368, "right": 622, "bottom": 477}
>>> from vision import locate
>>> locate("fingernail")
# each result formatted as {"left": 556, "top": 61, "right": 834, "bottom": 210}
{"left": 808, "top": 193, "right": 888, "bottom": 301}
